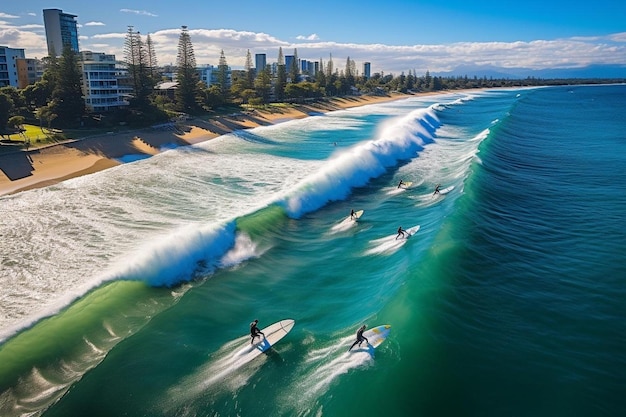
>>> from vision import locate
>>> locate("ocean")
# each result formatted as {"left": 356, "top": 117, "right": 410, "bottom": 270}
{"left": 1, "top": 84, "right": 625, "bottom": 417}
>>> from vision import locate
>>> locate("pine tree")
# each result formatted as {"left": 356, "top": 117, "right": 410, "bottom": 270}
{"left": 175, "top": 26, "right": 199, "bottom": 113}
{"left": 217, "top": 50, "right": 230, "bottom": 100}
{"left": 345, "top": 57, "right": 355, "bottom": 89}
{"left": 244, "top": 49, "right": 254, "bottom": 89}
{"left": 124, "top": 26, "right": 152, "bottom": 105}
{"left": 289, "top": 48, "right": 299, "bottom": 83}
{"left": 145, "top": 34, "right": 158, "bottom": 80}
{"left": 326, "top": 53, "right": 334, "bottom": 77}
{"left": 275, "top": 47, "right": 287, "bottom": 101}
{"left": 254, "top": 65, "right": 272, "bottom": 103}
{"left": 50, "top": 45, "right": 85, "bottom": 125}
{"left": 316, "top": 57, "right": 326, "bottom": 89}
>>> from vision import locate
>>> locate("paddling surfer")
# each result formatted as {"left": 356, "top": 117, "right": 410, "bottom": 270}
{"left": 250, "top": 319, "right": 265, "bottom": 344}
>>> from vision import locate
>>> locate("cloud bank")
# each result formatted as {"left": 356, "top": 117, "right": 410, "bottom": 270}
{"left": 1, "top": 18, "right": 625, "bottom": 75}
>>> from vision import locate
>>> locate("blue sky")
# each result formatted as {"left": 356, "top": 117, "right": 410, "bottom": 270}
{"left": 1, "top": 0, "right": 625, "bottom": 76}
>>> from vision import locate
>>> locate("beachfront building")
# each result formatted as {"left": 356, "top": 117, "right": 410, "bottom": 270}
{"left": 80, "top": 51, "right": 129, "bottom": 112}
{"left": 196, "top": 64, "right": 231, "bottom": 88}
{"left": 0, "top": 46, "right": 25, "bottom": 87}
{"left": 43, "top": 8, "right": 79, "bottom": 56}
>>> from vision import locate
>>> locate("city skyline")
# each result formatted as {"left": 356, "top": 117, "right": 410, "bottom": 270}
{"left": 1, "top": 1, "right": 625, "bottom": 77}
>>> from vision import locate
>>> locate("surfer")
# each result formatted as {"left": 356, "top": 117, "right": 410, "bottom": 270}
{"left": 396, "top": 226, "right": 407, "bottom": 240}
{"left": 250, "top": 319, "right": 265, "bottom": 344}
{"left": 348, "top": 325, "right": 369, "bottom": 351}
{"left": 433, "top": 183, "right": 441, "bottom": 195}
{"left": 350, "top": 209, "right": 356, "bottom": 219}
{"left": 397, "top": 179, "right": 405, "bottom": 189}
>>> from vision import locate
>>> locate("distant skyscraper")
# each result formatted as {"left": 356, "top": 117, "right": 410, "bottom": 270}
{"left": 285, "top": 55, "right": 294, "bottom": 70}
{"left": 255, "top": 53, "right": 266, "bottom": 74}
{"left": 43, "top": 8, "right": 79, "bottom": 56}
{"left": 363, "top": 62, "right": 371, "bottom": 79}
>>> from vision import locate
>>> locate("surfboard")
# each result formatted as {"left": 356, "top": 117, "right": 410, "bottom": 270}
{"left": 401, "top": 224, "right": 420, "bottom": 239}
{"left": 364, "top": 225, "right": 419, "bottom": 255}
{"left": 232, "top": 319, "right": 295, "bottom": 365}
{"left": 349, "top": 325, "right": 391, "bottom": 352}
{"left": 436, "top": 185, "right": 454, "bottom": 195}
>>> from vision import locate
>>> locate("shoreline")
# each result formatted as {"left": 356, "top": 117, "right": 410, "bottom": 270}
{"left": 0, "top": 92, "right": 436, "bottom": 196}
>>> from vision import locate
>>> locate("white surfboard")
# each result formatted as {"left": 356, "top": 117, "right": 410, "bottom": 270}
{"left": 349, "top": 325, "right": 391, "bottom": 352}
{"left": 364, "top": 225, "right": 420, "bottom": 255}
{"left": 434, "top": 185, "right": 454, "bottom": 196}
{"left": 399, "top": 224, "right": 420, "bottom": 239}
{"left": 232, "top": 319, "right": 295, "bottom": 366}
{"left": 331, "top": 210, "right": 364, "bottom": 233}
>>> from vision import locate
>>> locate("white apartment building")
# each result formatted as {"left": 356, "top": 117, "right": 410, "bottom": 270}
{"left": 80, "top": 51, "right": 129, "bottom": 112}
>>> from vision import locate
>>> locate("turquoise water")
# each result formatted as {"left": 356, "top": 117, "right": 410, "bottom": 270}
{"left": 1, "top": 85, "right": 625, "bottom": 416}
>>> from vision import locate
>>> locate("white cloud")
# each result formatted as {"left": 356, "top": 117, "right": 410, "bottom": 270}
{"left": 120, "top": 9, "right": 158, "bottom": 17}
{"left": 608, "top": 32, "right": 626, "bottom": 42}
{"left": 17, "top": 24, "right": 44, "bottom": 30}
{"left": 296, "top": 34, "right": 320, "bottom": 41}
{"left": 85, "top": 21, "right": 106, "bottom": 26}
{"left": 91, "top": 32, "right": 127, "bottom": 40}
{"left": 0, "top": 13, "right": 19, "bottom": 19}
{"left": 0, "top": 28, "right": 47, "bottom": 57}
{"left": 27, "top": 13, "right": 36, "bottom": 17}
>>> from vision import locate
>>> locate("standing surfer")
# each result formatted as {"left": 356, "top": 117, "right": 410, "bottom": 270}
{"left": 250, "top": 319, "right": 265, "bottom": 344}
{"left": 396, "top": 226, "right": 407, "bottom": 240}
{"left": 348, "top": 325, "right": 369, "bottom": 351}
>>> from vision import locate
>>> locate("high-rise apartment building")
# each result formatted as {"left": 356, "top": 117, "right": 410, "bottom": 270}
{"left": 43, "top": 8, "right": 79, "bottom": 56}
{"left": 363, "top": 62, "right": 371, "bottom": 79}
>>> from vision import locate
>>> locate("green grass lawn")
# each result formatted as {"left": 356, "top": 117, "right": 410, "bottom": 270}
{"left": 0, "top": 124, "right": 68, "bottom": 155}
{"left": 5, "top": 124, "right": 51, "bottom": 142}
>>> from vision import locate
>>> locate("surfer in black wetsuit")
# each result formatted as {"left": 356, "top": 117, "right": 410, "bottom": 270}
{"left": 348, "top": 325, "right": 369, "bottom": 351}
{"left": 397, "top": 179, "right": 405, "bottom": 189}
{"left": 433, "top": 183, "right": 441, "bottom": 195}
{"left": 396, "top": 226, "right": 407, "bottom": 240}
{"left": 350, "top": 209, "right": 356, "bottom": 219}
{"left": 250, "top": 319, "right": 265, "bottom": 344}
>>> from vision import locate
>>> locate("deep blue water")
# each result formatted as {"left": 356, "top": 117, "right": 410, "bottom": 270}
{"left": 1, "top": 84, "right": 625, "bottom": 417}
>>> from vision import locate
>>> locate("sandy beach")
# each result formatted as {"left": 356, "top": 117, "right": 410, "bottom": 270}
{"left": 0, "top": 92, "right": 424, "bottom": 196}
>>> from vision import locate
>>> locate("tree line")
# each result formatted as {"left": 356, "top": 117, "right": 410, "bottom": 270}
{"left": 1, "top": 25, "right": 624, "bottom": 136}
